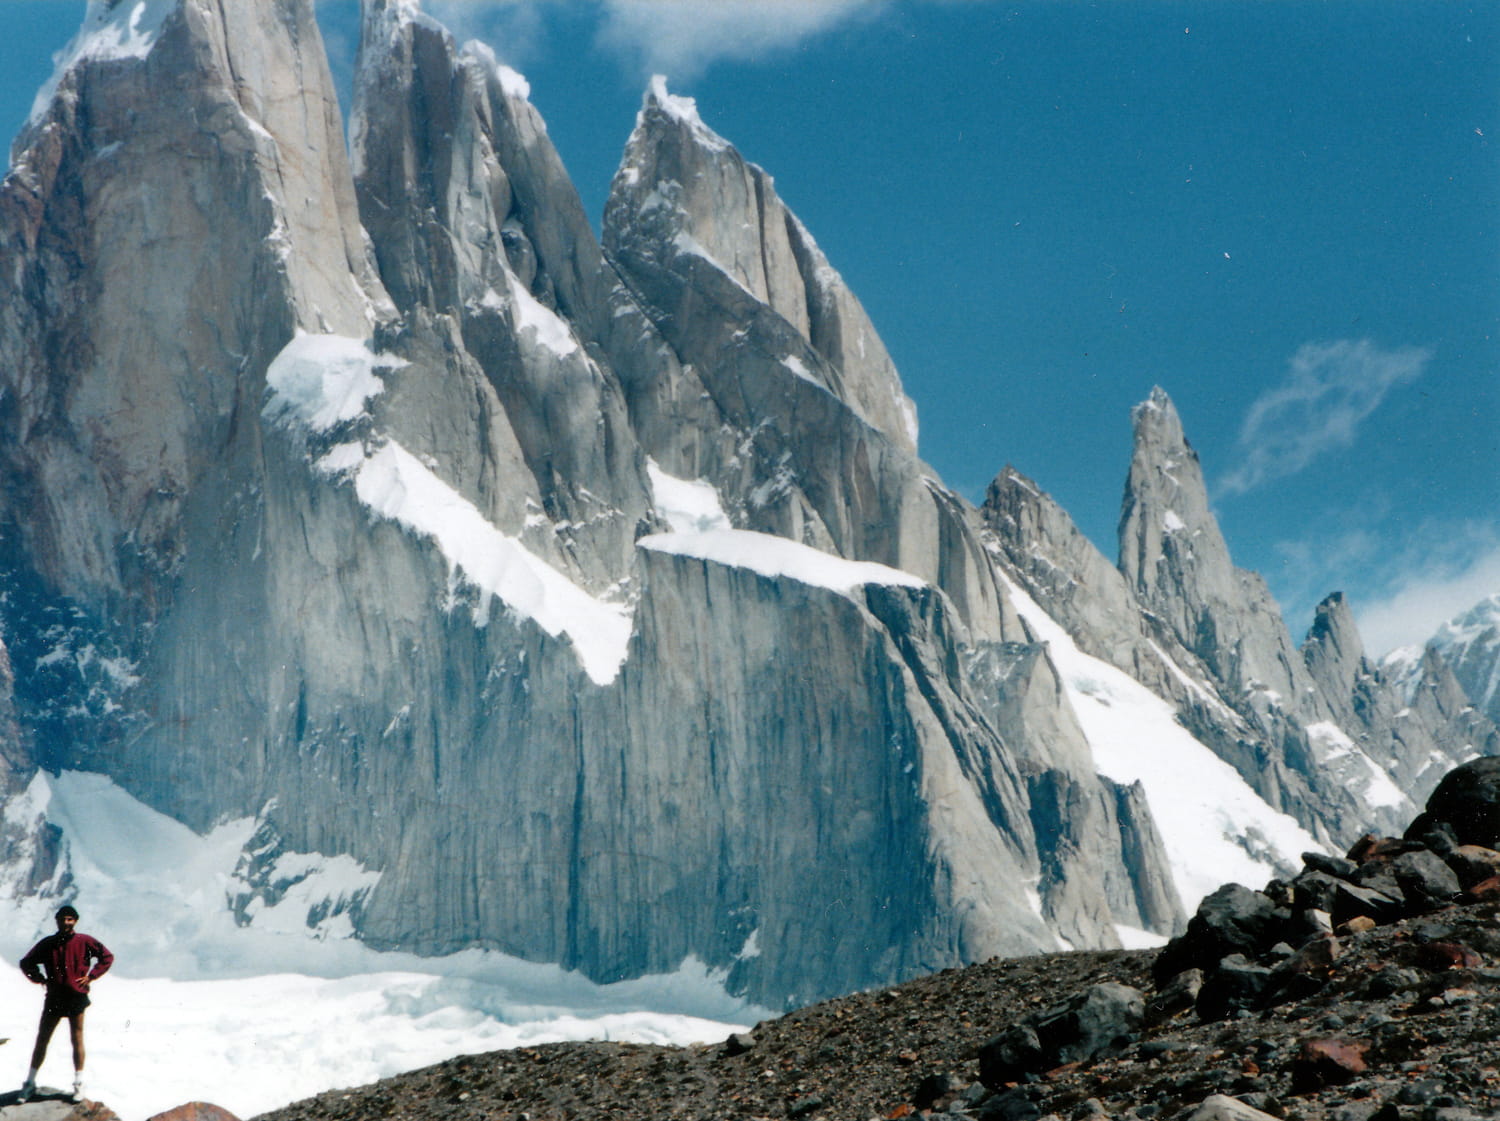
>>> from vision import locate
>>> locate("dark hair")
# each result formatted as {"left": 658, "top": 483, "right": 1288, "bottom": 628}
{"left": 55, "top": 905, "right": 79, "bottom": 921}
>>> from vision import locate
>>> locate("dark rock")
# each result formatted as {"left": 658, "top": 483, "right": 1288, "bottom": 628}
{"left": 1153, "top": 886, "right": 1289, "bottom": 984}
{"left": 1394, "top": 1080, "right": 1448, "bottom": 1105}
{"left": 1303, "top": 852, "right": 1360, "bottom": 879}
{"left": 1444, "top": 845, "right": 1500, "bottom": 889}
{"left": 1196, "top": 955, "right": 1274, "bottom": 1021}
{"left": 913, "top": 1072, "right": 955, "bottom": 1110}
{"left": 1389, "top": 850, "right": 1462, "bottom": 913}
{"left": 1235, "top": 1092, "right": 1286, "bottom": 1118}
{"left": 978, "top": 1087, "right": 1043, "bottom": 1121}
{"left": 1421, "top": 758, "right": 1500, "bottom": 848}
{"left": 1330, "top": 880, "right": 1404, "bottom": 927}
{"left": 1139, "top": 1038, "right": 1201, "bottom": 1059}
{"left": 979, "top": 983, "right": 1144, "bottom": 1089}
{"left": 1410, "top": 819, "right": 1460, "bottom": 857}
{"left": 1358, "top": 965, "right": 1426, "bottom": 998}
{"left": 1351, "top": 862, "right": 1407, "bottom": 906}
{"left": 1291, "top": 872, "right": 1343, "bottom": 914}
{"left": 788, "top": 1093, "right": 826, "bottom": 1117}
{"left": 1148, "top": 969, "right": 1203, "bottom": 1024}
{"left": 721, "top": 1031, "right": 756, "bottom": 1057}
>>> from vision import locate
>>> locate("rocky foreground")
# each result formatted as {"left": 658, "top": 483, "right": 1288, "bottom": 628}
{"left": 250, "top": 761, "right": 1500, "bottom": 1121}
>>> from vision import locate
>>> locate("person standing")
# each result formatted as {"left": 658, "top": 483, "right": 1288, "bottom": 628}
{"left": 17, "top": 905, "right": 113, "bottom": 1103}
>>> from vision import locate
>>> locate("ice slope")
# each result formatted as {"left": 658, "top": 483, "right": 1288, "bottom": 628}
{"left": 996, "top": 574, "right": 1325, "bottom": 908}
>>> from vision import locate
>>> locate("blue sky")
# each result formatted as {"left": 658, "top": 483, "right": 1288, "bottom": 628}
{"left": 3, "top": 1, "right": 1496, "bottom": 655}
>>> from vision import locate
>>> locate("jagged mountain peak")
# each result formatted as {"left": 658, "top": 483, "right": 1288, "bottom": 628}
{"left": 1304, "top": 591, "right": 1366, "bottom": 666}
{"left": 1118, "top": 386, "right": 1233, "bottom": 607}
{"left": 2, "top": 0, "right": 1493, "bottom": 1022}
{"left": 637, "top": 74, "right": 733, "bottom": 155}
{"left": 605, "top": 74, "right": 919, "bottom": 453}
{"left": 1429, "top": 592, "right": 1500, "bottom": 724}
{"left": 1301, "top": 592, "right": 1369, "bottom": 720}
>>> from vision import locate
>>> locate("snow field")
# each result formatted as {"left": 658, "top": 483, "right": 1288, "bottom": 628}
{"left": 0, "top": 773, "right": 762, "bottom": 1121}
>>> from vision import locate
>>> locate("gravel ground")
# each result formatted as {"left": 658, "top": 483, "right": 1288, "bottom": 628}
{"left": 254, "top": 899, "right": 1500, "bottom": 1121}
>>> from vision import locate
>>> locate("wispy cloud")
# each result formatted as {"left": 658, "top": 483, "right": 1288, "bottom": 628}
{"left": 595, "top": 0, "right": 884, "bottom": 82}
{"left": 1217, "top": 339, "right": 1430, "bottom": 497}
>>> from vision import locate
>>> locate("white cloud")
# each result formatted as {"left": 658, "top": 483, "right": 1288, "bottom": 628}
{"left": 1270, "top": 517, "right": 1500, "bottom": 657}
{"left": 1218, "top": 339, "right": 1431, "bottom": 497}
{"left": 1356, "top": 532, "right": 1500, "bottom": 658}
{"left": 595, "top": 0, "right": 884, "bottom": 81}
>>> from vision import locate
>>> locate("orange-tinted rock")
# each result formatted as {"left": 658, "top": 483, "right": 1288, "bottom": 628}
{"left": 144, "top": 1103, "right": 242, "bottom": 1121}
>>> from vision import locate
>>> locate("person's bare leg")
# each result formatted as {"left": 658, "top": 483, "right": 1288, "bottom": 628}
{"left": 21, "top": 1009, "right": 60, "bottom": 1098}
{"left": 67, "top": 1014, "right": 84, "bottom": 1073}
{"left": 67, "top": 1014, "right": 86, "bottom": 1102}
{"left": 27, "top": 1008, "right": 61, "bottom": 1072}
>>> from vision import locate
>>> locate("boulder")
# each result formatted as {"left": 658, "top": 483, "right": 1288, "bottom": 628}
{"left": 1301, "top": 851, "right": 1358, "bottom": 879}
{"left": 144, "top": 1107, "right": 241, "bottom": 1121}
{"left": 1182, "top": 1095, "right": 1282, "bottom": 1121}
{"left": 1328, "top": 880, "right": 1403, "bottom": 927}
{"left": 1195, "top": 954, "right": 1273, "bottom": 1021}
{"left": 978, "top": 983, "right": 1145, "bottom": 1089}
{"left": 1444, "top": 845, "right": 1500, "bottom": 889}
{"left": 1389, "top": 849, "right": 1461, "bottom": 912}
{"left": 1153, "top": 885, "right": 1289, "bottom": 984}
{"left": 1148, "top": 968, "right": 1203, "bottom": 1024}
{"left": 1419, "top": 757, "right": 1500, "bottom": 848}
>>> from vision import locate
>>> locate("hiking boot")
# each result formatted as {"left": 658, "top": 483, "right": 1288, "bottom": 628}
{"left": 70, "top": 1079, "right": 84, "bottom": 1103}
{"left": 17, "top": 1080, "right": 35, "bottom": 1103}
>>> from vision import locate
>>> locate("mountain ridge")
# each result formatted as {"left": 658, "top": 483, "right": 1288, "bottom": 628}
{"left": 0, "top": 0, "right": 1494, "bottom": 1013}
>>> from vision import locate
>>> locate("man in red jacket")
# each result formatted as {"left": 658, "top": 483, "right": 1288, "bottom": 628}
{"left": 17, "top": 905, "right": 113, "bottom": 1104}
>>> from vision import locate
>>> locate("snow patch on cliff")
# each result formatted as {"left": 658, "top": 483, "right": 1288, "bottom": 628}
{"left": 647, "top": 461, "right": 731, "bottom": 533}
{"left": 269, "top": 333, "right": 630, "bottom": 684}
{"left": 350, "top": 441, "right": 632, "bottom": 684}
{"left": 264, "top": 332, "right": 405, "bottom": 432}
{"left": 641, "top": 529, "right": 925, "bottom": 598}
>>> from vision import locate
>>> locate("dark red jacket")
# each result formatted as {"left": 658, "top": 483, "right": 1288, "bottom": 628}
{"left": 20, "top": 931, "right": 113, "bottom": 995}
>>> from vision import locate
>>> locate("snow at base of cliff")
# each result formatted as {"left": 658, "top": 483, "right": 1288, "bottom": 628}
{"left": 0, "top": 771, "right": 764, "bottom": 1121}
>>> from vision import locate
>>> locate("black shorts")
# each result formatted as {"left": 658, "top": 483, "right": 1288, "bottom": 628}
{"left": 43, "top": 989, "right": 90, "bottom": 1018}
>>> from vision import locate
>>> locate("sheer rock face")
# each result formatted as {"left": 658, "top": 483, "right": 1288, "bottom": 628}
{"left": 0, "top": 0, "right": 1489, "bottom": 1011}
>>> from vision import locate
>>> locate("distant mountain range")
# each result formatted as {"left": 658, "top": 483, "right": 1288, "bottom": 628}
{"left": 0, "top": 0, "right": 1494, "bottom": 1009}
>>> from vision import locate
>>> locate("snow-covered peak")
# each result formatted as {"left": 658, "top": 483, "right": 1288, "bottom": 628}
{"left": 463, "top": 40, "right": 531, "bottom": 101}
{"left": 1432, "top": 592, "right": 1500, "bottom": 651}
{"left": 640, "top": 75, "right": 730, "bottom": 153}
{"left": 1428, "top": 591, "right": 1500, "bottom": 717}
{"left": 30, "top": 0, "right": 179, "bottom": 123}
{"left": 361, "top": 0, "right": 449, "bottom": 52}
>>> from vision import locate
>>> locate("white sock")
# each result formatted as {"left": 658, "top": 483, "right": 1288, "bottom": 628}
{"left": 24, "top": 1066, "right": 37, "bottom": 1084}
